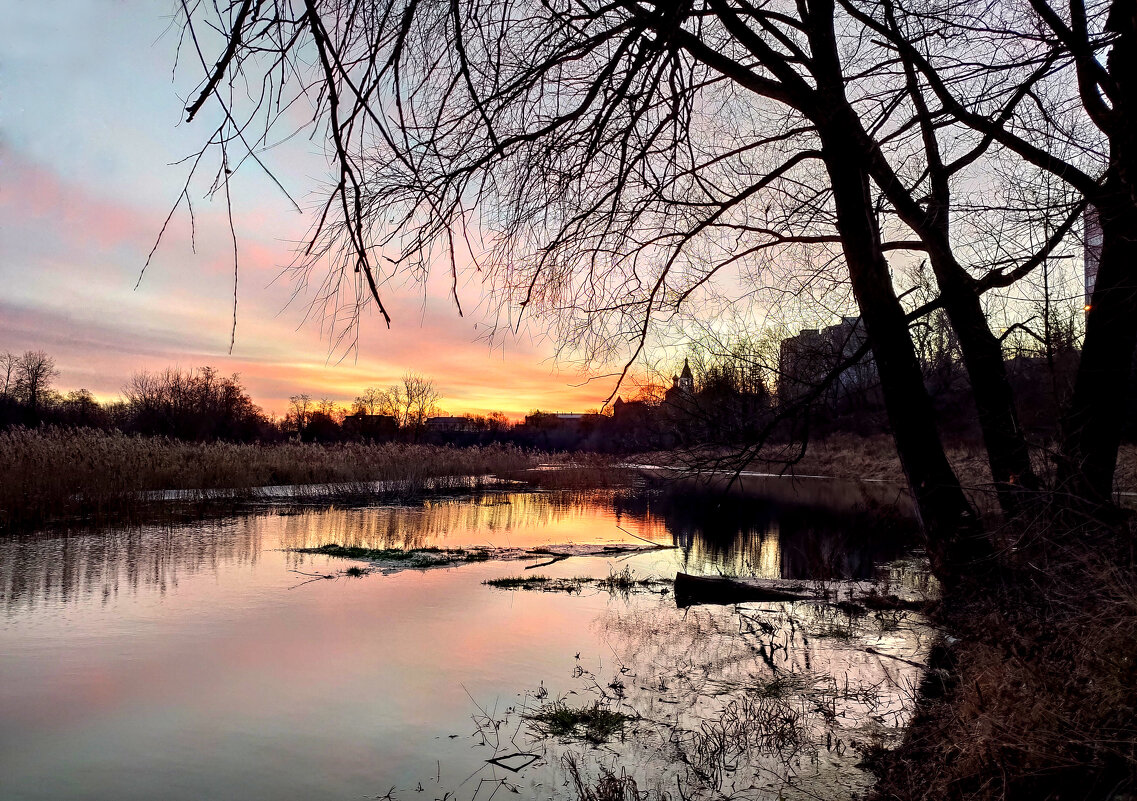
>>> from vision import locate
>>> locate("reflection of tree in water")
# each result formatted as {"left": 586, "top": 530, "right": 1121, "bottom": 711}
{"left": 0, "top": 522, "right": 261, "bottom": 612}
{"left": 576, "top": 594, "right": 931, "bottom": 799}
{"left": 275, "top": 489, "right": 670, "bottom": 556}
{"left": 613, "top": 489, "right": 918, "bottom": 580}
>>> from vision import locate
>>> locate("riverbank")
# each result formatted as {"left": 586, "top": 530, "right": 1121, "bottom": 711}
{"left": 649, "top": 433, "right": 1137, "bottom": 497}
{"left": 868, "top": 515, "right": 1137, "bottom": 800}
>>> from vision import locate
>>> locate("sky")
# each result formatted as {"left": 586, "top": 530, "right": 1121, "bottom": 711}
{"left": 0, "top": 1, "right": 614, "bottom": 419}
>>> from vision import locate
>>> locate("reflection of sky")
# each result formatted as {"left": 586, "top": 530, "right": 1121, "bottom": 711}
{"left": 0, "top": 492, "right": 932, "bottom": 801}
{"left": 0, "top": 2, "right": 606, "bottom": 417}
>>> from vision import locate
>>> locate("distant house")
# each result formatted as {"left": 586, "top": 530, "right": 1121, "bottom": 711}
{"left": 523, "top": 411, "right": 599, "bottom": 427}
{"left": 778, "top": 317, "right": 876, "bottom": 406}
{"left": 612, "top": 397, "right": 652, "bottom": 424}
{"left": 341, "top": 413, "right": 397, "bottom": 440}
{"left": 426, "top": 415, "right": 475, "bottom": 433}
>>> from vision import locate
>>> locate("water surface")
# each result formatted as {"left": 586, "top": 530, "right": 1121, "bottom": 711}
{"left": 1, "top": 488, "right": 932, "bottom": 800}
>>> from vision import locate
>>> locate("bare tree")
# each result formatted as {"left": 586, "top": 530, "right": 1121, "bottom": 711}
{"left": 288, "top": 393, "right": 313, "bottom": 435}
{"left": 854, "top": 0, "right": 1136, "bottom": 506}
{"left": 14, "top": 351, "right": 59, "bottom": 413}
{"left": 0, "top": 352, "right": 16, "bottom": 398}
{"left": 123, "top": 366, "right": 265, "bottom": 439}
{"left": 372, "top": 373, "right": 441, "bottom": 438}
{"left": 170, "top": 0, "right": 1119, "bottom": 572}
{"left": 352, "top": 386, "right": 384, "bottom": 416}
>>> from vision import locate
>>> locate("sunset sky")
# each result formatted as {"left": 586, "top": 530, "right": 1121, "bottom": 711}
{"left": 0, "top": 2, "right": 625, "bottom": 419}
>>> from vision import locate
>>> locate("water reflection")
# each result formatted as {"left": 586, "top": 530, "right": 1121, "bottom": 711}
{"left": 616, "top": 489, "right": 915, "bottom": 580}
{"left": 578, "top": 596, "right": 929, "bottom": 799}
{"left": 275, "top": 489, "right": 670, "bottom": 554}
{"left": 0, "top": 484, "right": 931, "bottom": 801}
{"left": 1, "top": 486, "right": 916, "bottom": 613}
{"left": 1, "top": 522, "right": 261, "bottom": 613}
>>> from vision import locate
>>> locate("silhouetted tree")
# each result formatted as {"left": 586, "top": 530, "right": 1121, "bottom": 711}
{"left": 372, "top": 373, "right": 442, "bottom": 439}
{"left": 14, "top": 351, "right": 59, "bottom": 414}
{"left": 124, "top": 366, "right": 266, "bottom": 440}
{"left": 857, "top": 0, "right": 1136, "bottom": 508}
{"left": 172, "top": 0, "right": 1130, "bottom": 574}
{"left": 0, "top": 352, "right": 16, "bottom": 398}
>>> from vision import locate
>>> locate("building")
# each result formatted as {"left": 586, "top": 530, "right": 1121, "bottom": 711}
{"left": 426, "top": 416, "right": 476, "bottom": 433}
{"left": 778, "top": 317, "right": 877, "bottom": 406}
{"left": 341, "top": 412, "right": 397, "bottom": 440}
{"left": 663, "top": 359, "right": 695, "bottom": 408}
{"left": 1085, "top": 205, "right": 1102, "bottom": 309}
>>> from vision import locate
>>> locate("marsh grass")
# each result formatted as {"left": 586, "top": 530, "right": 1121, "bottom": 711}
{"left": 482, "top": 575, "right": 586, "bottom": 593}
{"left": 528, "top": 701, "right": 632, "bottom": 744}
{"left": 0, "top": 427, "right": 544, "bottom": 532}
{"left": 564, "top": 756, "right": 644, "bottom": 801}
{"left": 483, "top": 567, "right": 667, "bottom": 596}
{"left": 299, "top": 543, "right": 493, "bottom": 567}
{"left": 598, "top": 566, "right": 661, "bottom": 595}
{"left": 501, "top": 456, "right": 635, "bottom": 490}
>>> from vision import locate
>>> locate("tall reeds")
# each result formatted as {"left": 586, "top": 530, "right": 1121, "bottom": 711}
{"left": 0, "top": 427, "right": 544, "bottom": 532}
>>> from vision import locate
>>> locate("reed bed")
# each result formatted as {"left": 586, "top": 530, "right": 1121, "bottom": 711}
{"left": 0, "top": 427, "right": 546, "bottom": 532}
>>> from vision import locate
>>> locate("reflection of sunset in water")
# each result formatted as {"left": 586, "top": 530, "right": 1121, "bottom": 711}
{"left": 0, "top": 486, "right": 930, "bottom": 801}
{"left": 1, "top": 487, "right": 914, "bottom": 614}
{"left": 275, "top": 489, "right": 670, "bottom": 553}
{"left": 0, "top": 521, "right": 262, "bottom": 612}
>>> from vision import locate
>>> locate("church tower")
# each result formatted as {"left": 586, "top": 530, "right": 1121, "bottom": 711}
{"left": 678, "top": 358, "right": 694, "bottom": 393}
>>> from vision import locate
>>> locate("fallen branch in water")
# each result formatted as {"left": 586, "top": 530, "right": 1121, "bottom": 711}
{"left": 673, "top": 572, "right": 815, "bottom": 607}
{"left": 486, "top": 752, "right": 540, "bottom": 772}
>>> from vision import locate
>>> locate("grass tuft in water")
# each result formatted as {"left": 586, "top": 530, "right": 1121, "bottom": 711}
{"left": 596, "top": 566, "right": 657, "bottom": 594}
{"left": 484, "top": 575, "right": 550, "bottom": 588}
{"left": 301, "top": 543, "right": 493, "bottom": 565}
{"left": 483, "top": 575, "right": 585, "bottom": 593}
{"left": 564, "top": 755, "right": 641, "bottom": 801}
{"left": 528, "top": 701, "right": 632, "bottom": 744}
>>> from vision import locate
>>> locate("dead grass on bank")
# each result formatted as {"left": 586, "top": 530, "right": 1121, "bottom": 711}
{"left": 0, "top": 427, "right": 545, "bottom": 532}
{"left": 869, "top": 517, "right": 1137, "bottom": 801}
{"left": 649, "top": 434, "right": 1137, "bottom": 496}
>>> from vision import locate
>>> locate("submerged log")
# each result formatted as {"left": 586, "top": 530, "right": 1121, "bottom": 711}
{"left": 673, "top": 572, "right": 813, "bottom": 607}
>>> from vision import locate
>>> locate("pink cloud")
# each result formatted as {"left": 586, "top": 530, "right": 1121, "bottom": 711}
{"left": 1, "top": 149, "right": 639, "bottom": 418}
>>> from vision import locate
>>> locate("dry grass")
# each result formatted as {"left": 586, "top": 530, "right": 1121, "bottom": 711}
{"left": 870, "top": 516, "right": 1137, "bottom": 801}
{"left": 0, "top": 427, "right": 544, "bottom": 532}
{"left": 670, "top": 433, "right": 1137, "bottom": 496}
{"left": 564, "top": 756, "right": 646, "bottom": 801}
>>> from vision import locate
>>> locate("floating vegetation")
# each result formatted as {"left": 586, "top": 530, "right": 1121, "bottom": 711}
{"left": 482, "top": 575, "right": 586, "bottom": 593}
{"left": 299, "top": 543, "right": 672, "bottom": 578}
{"left": 527, "top": 701, "right": 633, "bottom": 744}
{"left": 482, "top": 567, "right": 669, "bottom": 596}
{"left": 297, "top": 543, "right": 492, "bottom": 568}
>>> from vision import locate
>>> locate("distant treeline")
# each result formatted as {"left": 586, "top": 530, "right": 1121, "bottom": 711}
{"left": 2, "top": 343, "right": 1121, "bottom": 453}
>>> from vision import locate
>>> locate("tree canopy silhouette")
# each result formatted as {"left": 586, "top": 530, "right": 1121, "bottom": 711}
{"left": 173, "top": 0, "right": 1134, "bottom": 580}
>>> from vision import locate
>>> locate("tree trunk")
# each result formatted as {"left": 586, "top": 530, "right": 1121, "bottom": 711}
{"left": 848, "top": 107, "right": 1040, "bottom": 514}
{"left": 1060, "top": 187, "right": 1137, "bottom": 503}
{"left": 820, "top": 127, "right": 988, "bottom": 584}
{"left": 925, "top": 249, "right": 1040, "bottom": 512}
{"left": 1060, "top": 3, "right": 1137, "bottom": 506}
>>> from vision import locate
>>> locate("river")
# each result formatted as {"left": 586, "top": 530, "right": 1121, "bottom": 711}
{"left": 0, "top": 485, "right": 935, "bottom": 800}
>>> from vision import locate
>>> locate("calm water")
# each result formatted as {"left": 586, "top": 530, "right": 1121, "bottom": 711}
{"left": 1, "top": 488, "right": 933, "bottom": 800}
